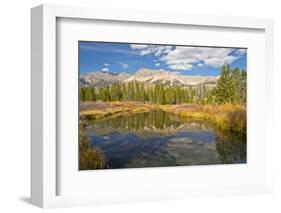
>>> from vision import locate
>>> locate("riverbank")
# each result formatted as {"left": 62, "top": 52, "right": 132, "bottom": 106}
{"left": 80, "top": 101, "right": 246, "bottom": 134}
{"left": 159, "top": 104, "right": 246, "bottom": 134}
{"left": 80, "top": 101, "right": 155, "bottom": 119}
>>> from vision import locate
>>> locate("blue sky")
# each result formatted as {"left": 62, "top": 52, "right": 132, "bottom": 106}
{"left": 79, "top": 41, "right": 247, "bottom": 76}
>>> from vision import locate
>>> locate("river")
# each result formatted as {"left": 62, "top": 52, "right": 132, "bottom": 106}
{"left": 83, "top": 110, "right": 246, "bottom": 169}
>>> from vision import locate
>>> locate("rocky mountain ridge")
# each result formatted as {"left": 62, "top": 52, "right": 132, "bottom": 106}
{"left": 80, "top": 68, "right": 219, "bottom": 88}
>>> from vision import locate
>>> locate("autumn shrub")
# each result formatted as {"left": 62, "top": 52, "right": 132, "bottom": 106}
{"left": 175, "top": 103, "right": 246, "bottom": 135}
{"left": 79, "top": 148, "right": 107, "bottom": 170}
{"left": 79, "top": 123, "right": 107, "bottom": 170}
{"left": 204, "top": 104, "right": 246, "bottom": 134}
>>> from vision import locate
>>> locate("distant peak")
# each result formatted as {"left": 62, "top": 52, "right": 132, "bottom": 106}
{"left": 100, "top": 70, "right": 113, "bottom": 74}
{"left": 136, "top": 68, "right": 154, "bottom": 73}
{"left": 118, "top": 72, "right": 132, "bottom": 76}
{"left": 135, "top": 68, "right": 165, "bottom": 75}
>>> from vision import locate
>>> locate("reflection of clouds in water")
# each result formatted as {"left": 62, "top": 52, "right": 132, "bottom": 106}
{"left": 204, "top": 143, "right": 217, "bottom": 150}
{"left": 87, "top": 110, "right": 215, "bottom": 139}
{"left": 90, "top": 128, "right": 245, "bottom": 168}
{"left": 168, "top": 137, "right": 192, "bottom": 143}
{"left": 85, "top": 110, "right": 246, "bottom": 169}
{"left": 90, "top": 130, "right": 224, "bottom": 168}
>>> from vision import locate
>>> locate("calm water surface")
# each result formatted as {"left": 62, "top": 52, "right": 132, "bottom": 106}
{"left": 83, "top": 110, "right": 246, "bottom": 169}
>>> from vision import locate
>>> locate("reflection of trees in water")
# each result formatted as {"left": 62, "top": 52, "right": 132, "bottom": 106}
{"left": 79, "top": 124, "right": 107, "bottom": 170}
{"left": 92, "top": 110, "right": 183, "bottom": 131}
{"left": 215, "top": 130, "right": 246, "bottom": 164}
{"left": 84, "top": 110, "right": 247, "bottom": 166}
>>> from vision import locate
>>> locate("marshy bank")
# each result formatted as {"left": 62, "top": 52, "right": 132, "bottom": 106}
{"left": 80, "top": 105, "right": 246, "bottom": 170}
{"left": 80, "top": 101, "right": 246, "bottom": 136}
{"left": 79, "top": 101, "right": 246, "bottom": 170}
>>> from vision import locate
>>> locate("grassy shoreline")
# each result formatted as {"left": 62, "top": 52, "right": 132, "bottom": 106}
{"left": 80, "top": 101, "right": 246, "bottom": 135}
{"left": 159, "top": 103, "right": 246, "bottom": 134}
{"left": 80, "top": 101, "right": 155, "bottom": 120}
{"left": 79, "top": 101, "right": 246, "bottom": 169}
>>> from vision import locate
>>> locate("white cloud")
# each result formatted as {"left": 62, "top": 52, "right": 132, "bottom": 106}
{"left": 154, "top": 46, "right": 173, "bottom": 56}
{"left": 204, "top": 55, "right": 237, "bottom": 67}
{"left": 131, "top": 44, "right": 243, "bottom": 71}
{"left": 120, "top": 62, "right": 129, "bottom": 69}
{"left": 103, "top": 63, "right": 110, "bottom": 67}
{"left": 130, "top": 44, "right": 148, "bottom": 50}
{"left": 131, "top": 44, "right": 173, "bottom": 57}
{"left": 168, "top": 64, "right": 193, "bottom": 70}
{"left": 236, "top": 49, "right": 247, "bottom": 55}
{"left": 161, "top": 47, "right": 240, "bottom": 70}
{"left": 140, "top": 48, "right": 154, "bottom": 55}
{"left": 102, "top": 67, "right": 109, "bottom": 72}
{"left": 155, "top": 63, "right": 160, "bottom": 67}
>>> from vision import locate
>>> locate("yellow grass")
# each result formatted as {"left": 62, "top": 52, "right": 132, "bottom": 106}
{"left": 80, "top": 101, "right": 154, "bottom": 119}
{"left": 176, "top": 104, "right": 246, "bottom": 133}
{"left": 80, "top": 101, "right": 246, "bottom": 135}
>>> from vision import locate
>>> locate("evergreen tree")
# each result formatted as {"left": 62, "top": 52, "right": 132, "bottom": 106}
{"left": 84, "top": 87, "right": 96, "bottom": 101}
{"left": 231, "top": 67, "right": 241, "bottom": 104}
{"left": 214, "top": 65, "right": 233, "bottom": 104}
{"left": 105, "top": 86, "right": 111, "bottom": 101}
{"left": 127, "top": 82, "right": 135, "bottom": 101}
{"left": 149, "top": 86, "right": 155, "bottom": 103}
{"left": 240, "top": 70, "right": 247, "bottom": 104}
{"left": 110, "top": 83, "right": 117, "bottom": 101}
{"left": 140, "top": 83, "right": 146, "bottom": 103}
{"left": 165, "top": 87, "right": 176, "bottom": 104}
{"left": 98, "top": 88, "right": 106, "bottom": 101}
{"left": 159, "top": 85, "right": 166, "bottom": 104}
{"left": 92, "top": 88, "right": 97, "bottom": 101}
{"left": 175, "top": 86, "right": 184, "bottom": 104}
{"left": 79, "top": 64, "right": 246, "bottom": 105}
{"left": 80, "top": 87, "right": 86, "bottom": 102}
{"left": 135, "top": 81, "right": 140, "bottom": 101}
{"left": 121, "top": 84, "right": 127, "bottom": 101}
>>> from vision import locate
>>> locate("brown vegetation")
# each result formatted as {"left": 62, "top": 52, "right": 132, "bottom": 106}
{"left": 159, "top": 103, "right": 246, "bottom": 134}
{"left": 79, "top": 101, "right": 246, "bottom": 169}
{"left": 80, "top": 101, "right": 156, "bottom": 120}
{"left": 79, "top": 122, "right": 107, "bottom": 170}
{"left": 80, "top": 101, "right": 246, "bottom": 136}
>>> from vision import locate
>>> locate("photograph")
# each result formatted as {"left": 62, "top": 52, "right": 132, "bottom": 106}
{"left": 78, "top": 41, "right": 247, "bottom": 170}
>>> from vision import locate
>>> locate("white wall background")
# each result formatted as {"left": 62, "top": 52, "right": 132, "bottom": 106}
{"left": 0, "top": 0, "right": 280, "bottom": 212}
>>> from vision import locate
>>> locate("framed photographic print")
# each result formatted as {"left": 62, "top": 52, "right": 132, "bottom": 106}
{"left": 78, "top": 41, "right": 247, "bottom": 170}
{"left": 31, "top": 4, "right": 274, "bottom": 208}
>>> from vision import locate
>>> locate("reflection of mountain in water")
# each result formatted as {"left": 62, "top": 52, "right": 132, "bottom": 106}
{"left": 86, "top": 110, "right": 214, "bottom": 138}
{"left": 84, "top": 110, "right": 246, "bottom": 169}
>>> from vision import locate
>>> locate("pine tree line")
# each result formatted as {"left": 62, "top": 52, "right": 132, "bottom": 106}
{"left": 213, "top": 65, "right": 246, "bottom": 104}
{"left": 80, "top": 65, "right": 246, "bottom": 105}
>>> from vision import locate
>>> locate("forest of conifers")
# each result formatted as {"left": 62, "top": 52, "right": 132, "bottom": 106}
{"left": 80, "top": 65, "right": 247, "bottom": 105}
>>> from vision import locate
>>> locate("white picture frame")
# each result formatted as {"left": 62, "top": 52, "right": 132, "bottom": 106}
{"left": 31, "top": 4, "right": 274, "bottom": 208}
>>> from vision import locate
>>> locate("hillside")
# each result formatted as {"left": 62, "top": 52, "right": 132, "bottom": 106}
{"left": 80, "top": 68, "right": 219, "bottom": 88}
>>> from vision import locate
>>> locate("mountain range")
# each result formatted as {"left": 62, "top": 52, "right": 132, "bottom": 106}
{"left": 80, "top": 68, "right": 219, "bottom": 88}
